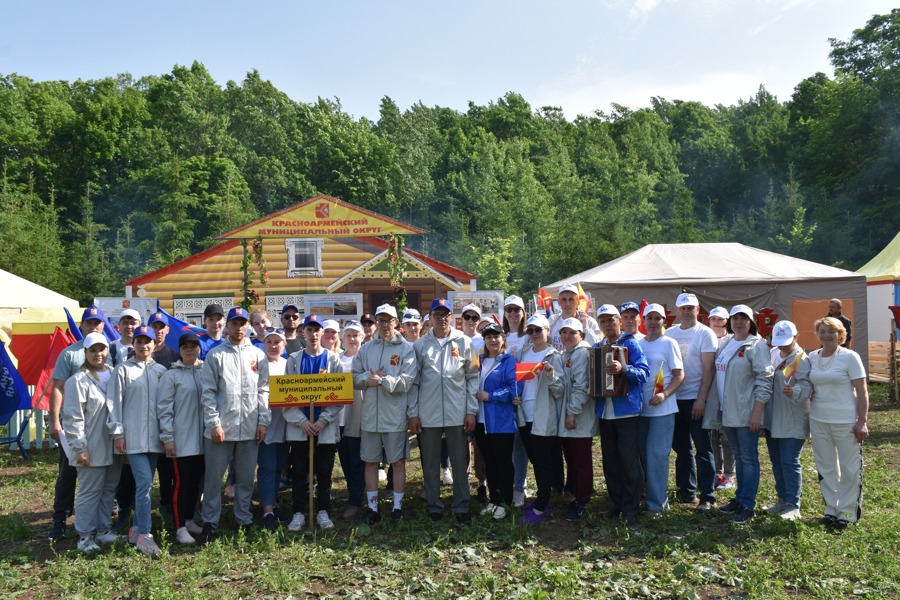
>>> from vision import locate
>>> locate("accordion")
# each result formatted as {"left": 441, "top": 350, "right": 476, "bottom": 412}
{"left": 588, "top": 345, "right": 629, "bottom": 398}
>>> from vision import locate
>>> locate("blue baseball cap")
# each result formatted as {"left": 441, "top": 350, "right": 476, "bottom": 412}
{"left": 281, "top": 303, "right": 300, "bottom": 314}
{"left": 148, "top": 312, "right": 169, "bottom": 327}
{"left": 429, "top": 298, "right": 450, "bottom": 313}
{"left": 619, "top": 301, "right": 640, "bottom": 314}
{"left": 81, "top": 305, "right": 106, "bottom": 322}
{"left": 302, "top": 314, "right": 323, "bottom": 328}
{"left": 133, "top": 325, "right": 154, "bottom": 340}
{"left": 227, "top": 307, "right": 249, "bottom": 322}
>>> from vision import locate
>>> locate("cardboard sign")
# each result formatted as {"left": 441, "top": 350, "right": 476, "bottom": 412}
{"left": 269, "top": 373, "right": 354, "bottom": 408}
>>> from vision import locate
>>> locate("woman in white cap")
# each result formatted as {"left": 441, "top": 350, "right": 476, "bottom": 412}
{"left": 255, "top": 327, "right": 289, "bottom": 530}
{"left": 401, "top": 309, "right": 422, "bottom": 344}
{"left": 557, "top": 317, "right": 598, "bottom": 521}
{"left": 807, "top": 316, "right": 868, "bottom": 529}
{"left": 708, "top": 306, "right": 736, "bottom": 491}
{"left": 703, "top": 305, "right": 773, "bottom": 525}
{"left": 637, "top": 304, "right": 684, "bottom": 514}
{"left": 62, "top": 333, "right": 123, "bottom": 553}
{"left": 321, "top": 320, "right": 343, "bottom": 354}
{"left": 516, "top": 314, "right": 565, "bottom": 524}
{"left": 502, "top": 294, "right": 529, "bottom": 506}
{"left": 762, "top": 320, "right": 811, "bottom": 520}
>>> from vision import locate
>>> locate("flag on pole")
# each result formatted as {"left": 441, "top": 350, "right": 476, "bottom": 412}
{"left": 638, "top": 299, "right": 649, "bottom": 335}
{"left": 64, "top": 307, "right": 83, "bottom": 342}
{"left": 155, "top": 303, "right": 205, "bottom": 350}
{"left": 576, "top": 282, "right": 590, "bottom": 313}
{"left": 782, "top": 354, "right": 803, "bottom": 383}
{"left": 654, "top": 368, "right": 665, "bottom": 395}
{"left": 536, "top": 288, "right": 554, "bottom": 317}
{"left": 30, "top": 327, "right": 76, "bottom": 411}
{"left": 0, "top": 342, "right": 31, "bottom": 424}
{"left": 515, "top": 362, "right": 545, "bottom": 382}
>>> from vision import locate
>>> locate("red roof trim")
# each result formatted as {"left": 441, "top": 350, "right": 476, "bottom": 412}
{"left": 214, "top": 195, "right": 427, "bottom": 239}
{"left": 125, "top": 240, "right": 241, "bottom": 286}
{"left": 360, "top": 237, "right": 475, "bottom": 280}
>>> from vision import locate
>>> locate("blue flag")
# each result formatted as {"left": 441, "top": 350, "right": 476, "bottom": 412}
{"left": 64, "top": 306, "right": 121, "bottom": 343}
{"left": 0, "top": 342, "right": 31, "bottom": 425}
{"left": 155, "top": 303, "right": 205, "bottom": 350}
{"left": 64, "top": 307, "right": 83, "bottom": 342}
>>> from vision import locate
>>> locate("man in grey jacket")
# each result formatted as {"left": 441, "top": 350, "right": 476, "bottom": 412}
{"left": 197, "top": 307, "right": 270, "bottom": 543}
{"left": 410, "top": 298, "right": 479, "bottom": 524}
{"left": 352, "top": 304, "right": 417, "bottom": 523}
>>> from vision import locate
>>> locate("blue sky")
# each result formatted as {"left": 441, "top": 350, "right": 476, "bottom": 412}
{"left": 2, "top": 1, "right": 894, "bottom": 120}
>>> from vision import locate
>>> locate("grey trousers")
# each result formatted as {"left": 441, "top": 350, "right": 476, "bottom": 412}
{"left": 201, "top": 439, "right": 259, "bottom": 527}
{"left": 74, "top": 457, "right": 123, "bottom": 536}
{"left": 419, "top": 426, "right": 471, "bottom": 514}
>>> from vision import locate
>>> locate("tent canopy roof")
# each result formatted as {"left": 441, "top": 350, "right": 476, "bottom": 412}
{"left": 0, "top": 269, "right": 80, "bottom": 310}
{"left": 857, "top": 230, "right": 900, "bottom": 282}
{"left": 550, "top": 243, "right": 860, "bottom": 289}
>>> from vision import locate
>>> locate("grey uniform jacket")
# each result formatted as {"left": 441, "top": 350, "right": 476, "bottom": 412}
{"left": 515, "top": 344, "right": 566, "bottom": 437}
{"left": 283, "top": 349, "right": 344, "bottom": 444}
{"left": 201, "top": 338, "right": 271, "bottom": 442}
{"left": 62, "top": 369, "right": 116, "bottom": 467}
{"left": 158, "top": 359, "right": 205, "bottom": 457}
{"left": 108, "top": 358, "right": 168, "bottom": 454}
{"left": 410, "top": 329, "right": 479, "bottom": 428}
{"left": 352, "top": 331, "right": 417, "bottom": 433}
{"left": 703, "top": 334, "right": 774, "bottom": 430}
{"left": 763, "top": 347, "right": 812, "bottom": 439}
{"left": 559, "top": 341, "right": 599, "bottom": 438}
{"left": 339, "top": 354, "right": 363, "bottom": 438}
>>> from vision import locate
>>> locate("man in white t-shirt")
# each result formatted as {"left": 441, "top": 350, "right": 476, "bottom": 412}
{"left": 549, "top": 284, "right": 602, "bottom": 352}
{"left": 664, "top": 293, "right": 718, "bottom": 511}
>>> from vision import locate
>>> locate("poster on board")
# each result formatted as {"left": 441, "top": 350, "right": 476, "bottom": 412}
{"left": 94, "top": 297, "right": 159, "bottom": 324}
{"left": 447, "top": 291, "right": 504, "bottom": 320}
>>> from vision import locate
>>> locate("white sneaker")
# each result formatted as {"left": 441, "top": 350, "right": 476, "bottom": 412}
{"left": 316, "top": 510, "right": 334, "bottom": 529}
{"left": 185, "top": 520, "right": 203, "bottom": 534}
{"left": 94, "top": 530, "right": 123, "bottom": 545}
{"left": 480, "top": 503, "right": 497, "bottom": 516}
{"left": 77, "top": 535, "right": 101, "bottom": 554}
{"left": 512, "top": 491, "right": 526, "bottom": 508}
{"left": 288, "top": 512, "right": 305, "bottom": 532}
{"left": 176, "top": 526, "right": 196, "bottom": 545}
{"left": 779, "top": 506, "right": 801, "bottom": 521}
{"left": 440, "top": 468, "right": 453, "bottom": 486}
{"left": 492, "top": 505, "right": 508, "bottom": 520}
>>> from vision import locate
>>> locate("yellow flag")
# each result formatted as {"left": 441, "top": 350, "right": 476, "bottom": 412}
{"left": 654, "top": 368, "right": 665, "bottom": 394}
{"left": 782, "top": 354, "right": 802, "bottom": 382}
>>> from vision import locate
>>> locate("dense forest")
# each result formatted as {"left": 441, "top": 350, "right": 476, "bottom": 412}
{"left": 1, "top": 10, "right": 898, "bottom": 304}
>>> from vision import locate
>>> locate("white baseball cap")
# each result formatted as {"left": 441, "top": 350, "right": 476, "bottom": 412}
{"left": 596, "top": 304, "right": 620, "bottom": 317}
{"left": 558, "top": 317, "right": 583, "bottom": 333}
{"left": 730, "top": 304, "right": 754, "bottom": 320}
{"left": 322, "top": 319, "right": 341, "bottom": 332}
{"left": 708, "top": 306, "right": 729, "bottom": 320}
{"left": 526, "top": 313, "right": 550, "bottom": 330}
{"left": 504, "top": 295, "right": 525, "bottom": 310}
{"left": 770, "top": 320, "right": 797, "bottom": 346}
{"left": 402, "top": 308, "right": 421, "bottom": 324}
{"left": 642, "top": 303, "right": 666, "bottom": 318}
{"left": 375, "top": 304, "right": 398, "bottom": 320}
{"left": 461, "top": 303, "right": 481, "bottom": 317}
{"left": 675, "top": 293, "right": 699, "bottom": 307}
{"left": 342, "top": 320, "right": 364, "bottom": 334}
{"left": 119, "top": 309, "right": 141, "bottom": 323}
{"left": 83, "top": 332, "right": 109, "bottom": 349}
{"left": 558, "top": 284, "right": 579, "bottom": 296}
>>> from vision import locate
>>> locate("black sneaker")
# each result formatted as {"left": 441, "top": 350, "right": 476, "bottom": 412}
{"left": 391, "top": 508, "right": 403, "bottom": 522}
{"left": 603, "top": 506, "right": 621, "bottom": 520}
{"left": 196, "top": 523, "right": 216, "bottom": 546}
{"left": 357, "top": 509, "right": 381, "bottom": 525}
{"left": 48, "top": 520, "right": 66, "bottom": 540}
{"left": 833, "top": 518, "right": 849, "bottom": 531}
{"left": 564, "top": 502, "right": 587, "bottom": 521}
{"left": 719, "top": 499, "right": 741, "bottom": 514}
{"left": 427, "top": 512, "right": 442, "bottom": 522}
{"left": 820, "top": 514, "right": 838, "bottom": 526}
{"left": 732, "top": 507, "right": 754, "bottom": 524}
{"left": 622, "top": 512, "right": 638, "bottom": 526}
{"left": 455, "top": 512, "right": 472, "bottom": 525}
{"left": 261, "top": 512, "right": 279, "bottom": 531}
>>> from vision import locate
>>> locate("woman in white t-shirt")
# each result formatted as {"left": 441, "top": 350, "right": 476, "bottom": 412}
{"left": 807, "top": 316, "right": 869, "bottom": 529}
{"left": 637, "top": 304, "right": 684, "bottom": 513}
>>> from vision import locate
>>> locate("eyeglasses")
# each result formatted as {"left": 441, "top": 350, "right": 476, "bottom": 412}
{"left": 282, "top": 313, "right": 300, "bottom": 320}
{"left": 376, "top": 319, "right": 394, "bottom": 325}
{"left": 264, "top": 327, "right": 285, "bottom": 335}
{"left": 461, "top": 314, "right": 480, "bottom": 322}
{"left": 431, "top": 312, "right": 451, "bottom": 320}
{"left": 504, "top": 306, "right": 522, "bottom": 313}
{"left": 526, "top": 328, "right": 543, "bottom": 335}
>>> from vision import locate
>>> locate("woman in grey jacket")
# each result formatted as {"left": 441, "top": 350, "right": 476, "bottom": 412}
{"left": 703, "top": 306, "right": 774, "bottom": 524}
{"left": 62, "top": 333, "right": 122, "bottom": 554}
{"left": 158, "top": 333, "right": 205, "bottom": 544}
{"left": 108, "top": 325, "right": 168, "bottom": 555}
{"left": 762, "top": 321, "right": 811, "bottom": 521}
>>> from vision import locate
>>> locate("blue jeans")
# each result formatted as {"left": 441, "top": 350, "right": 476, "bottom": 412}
{"left": 724, "top": 427, "right": 760, "bottom": 510}
{"left": 129, "top": 453, "right": 159, "bottom": 534}
{"left": 639, "top": 414, "right": 675, "bottom": 511}
{"left": 765, "top": 434, "right": 805, "bottom": 508}
{"left": 257, "top": 441, "right": 288, "bottom": 508}
{"left": 672, "top": 400, "right": 716, "bottom": 502}
{"left": 513, "top": 429, "right": 529, "bottom": 493}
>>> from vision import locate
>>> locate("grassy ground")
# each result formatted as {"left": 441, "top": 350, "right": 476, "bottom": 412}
{"left": 1, "top": 384, "right": 898, "bottom": 599}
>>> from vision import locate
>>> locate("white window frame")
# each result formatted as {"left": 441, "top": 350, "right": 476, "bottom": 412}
{"left": 285, "top": 238, "right": 324, "bottom": 278}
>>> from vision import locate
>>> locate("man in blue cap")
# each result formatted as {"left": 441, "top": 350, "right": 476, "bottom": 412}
{"left": 47, "top": 305, "right": 108, "bottom": 539}
{"left": 148, "top": 311, "right": 180, "bottom": 369}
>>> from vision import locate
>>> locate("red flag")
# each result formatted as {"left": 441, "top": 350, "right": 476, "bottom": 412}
{"left": 515, "top": 362, "right": 545, "bottom": 382}
{"left": 31, "top": 327, "right": 75, "bottom": 411}
{"left": 782, "top": 354, "right": 803, "bottom": 383}
{"left": 654, "top": 368, "right": 665, "bottom": 395}
{"left": 536, "top": 288, "right": 554, "bottom": 313}
{"left": 638, "top": 299, "right": 649, "bottom": 335}
{"left": 576, "top": 282, "right": 591, "bottom": 313}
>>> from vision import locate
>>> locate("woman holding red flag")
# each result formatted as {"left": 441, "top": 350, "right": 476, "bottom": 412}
{"left": 637, "top": 304, "right": 684, "bottom": 514}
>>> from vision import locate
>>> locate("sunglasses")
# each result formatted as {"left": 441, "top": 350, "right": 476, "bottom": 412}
{"left": 526, "top": 328, "right": 543, "bottom": 335}
{"left": 265, "top": 327, "right": 286, "bottom": 335}
{"left": 504, "top": 306, "right": 522, "bottom": 313}
{"left": 282, "top": 313, "right": 300, "bottom": 320}
{"left": 461, "top": 314, "right": 480, "bottom": 322}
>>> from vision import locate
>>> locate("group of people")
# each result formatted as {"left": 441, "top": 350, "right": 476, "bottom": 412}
{"left": 47, "top": 288, "right": 869, "bottom": 556}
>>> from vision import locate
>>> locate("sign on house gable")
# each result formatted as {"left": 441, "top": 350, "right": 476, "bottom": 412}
{"left": 216, "top": 195, "right": 425, "bottom": 239}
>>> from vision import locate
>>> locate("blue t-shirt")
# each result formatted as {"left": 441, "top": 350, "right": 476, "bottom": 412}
{"left": 300, "top": 351, "right": 329, "bottom": 421}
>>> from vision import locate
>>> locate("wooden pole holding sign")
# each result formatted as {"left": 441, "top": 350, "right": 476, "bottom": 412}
{"left": 308, "top": 398, "right": 315, "bottom": 531}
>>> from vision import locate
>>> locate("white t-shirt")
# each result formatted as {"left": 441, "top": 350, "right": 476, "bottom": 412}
{"left": 665, "top": 322, "right": 718, "bottom": 399}
{"left": 469, "top": 334, "right": 484, "bottom": 354}
{"left": 506, "top": 332, "right": 527, "bottom": 357}
{"left": 638, "top": 336, "right": 682, "bottom": 417}
{"left": 714, "top": 338, "right": 744, "bottom": 416}
{"left": 520, "top": 346, "right": 551, "bottom": 422}
{"left": 265, "top": 357, "right": 287, "bottom": 444}
{"left": 808, "top": 348, "right": 866, "bottom": 424}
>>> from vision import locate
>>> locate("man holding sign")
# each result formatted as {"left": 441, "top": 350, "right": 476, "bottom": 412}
{"left": 352, "top": 304, "right": 417, "bottom": 524}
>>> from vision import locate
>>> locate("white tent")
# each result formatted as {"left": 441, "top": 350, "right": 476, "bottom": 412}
{"left": 0, "top": 269, "right": 80, "bottom": 332}
{"left": 549, "top": 243, "right": 868, "bottom": 368}
{"left": 857, "top": 230, "right": 900, "bottom": 343}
